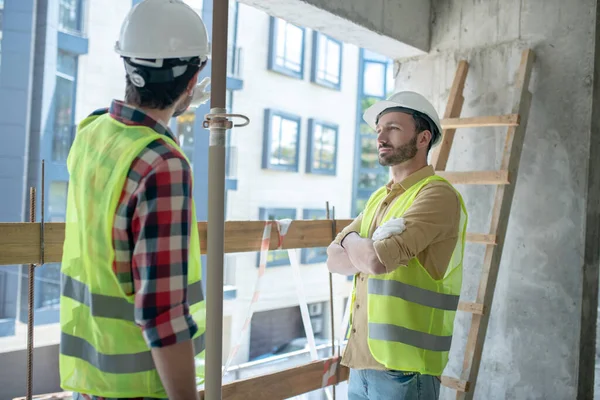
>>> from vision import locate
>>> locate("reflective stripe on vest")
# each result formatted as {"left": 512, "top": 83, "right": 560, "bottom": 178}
{"left": 368, "top": 279, "right": 459, "bottom": 311}
{"left": 61, "top": 332, "right": 205, "bottom": 374}
{"left": 61, "top": 273, "right": 204, "bottom": 322}
{"left": 368, "top": 323, "right": 452, "bottom": 352}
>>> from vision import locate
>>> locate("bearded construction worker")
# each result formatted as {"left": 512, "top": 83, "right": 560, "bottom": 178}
{"left": 326, "top": 91, "right": 468, "bottom": 399}
{"left": 58, "top": 1, "right": 210, "bottom": 399}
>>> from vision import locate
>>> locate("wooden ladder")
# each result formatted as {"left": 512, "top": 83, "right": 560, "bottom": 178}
{"left": 433, "top": 49, "right": 535, "bottom": 399}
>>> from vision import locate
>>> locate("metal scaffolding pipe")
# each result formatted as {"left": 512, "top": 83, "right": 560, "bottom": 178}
{"left": 205, "top": 0, "right": 229, "bottom": 398}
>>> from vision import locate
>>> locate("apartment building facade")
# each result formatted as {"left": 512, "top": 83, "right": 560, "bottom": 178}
{"left": 0, "top": 1, "right": 394, "bottom": 394}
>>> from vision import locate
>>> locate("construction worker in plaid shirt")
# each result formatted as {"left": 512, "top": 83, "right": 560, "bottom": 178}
{"left": 59, "top": 1, "right": 209, "bottom": 399}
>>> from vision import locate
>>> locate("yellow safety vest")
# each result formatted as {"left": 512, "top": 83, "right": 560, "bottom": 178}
{"left": 354, "top": 174, "right": 467, "bottom": 376}
{"left": 59, "top": 113, "right": 206, "bottom": 398}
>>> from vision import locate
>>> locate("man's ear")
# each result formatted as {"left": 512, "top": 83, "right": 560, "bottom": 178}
{"left": 418, "top": 130, "right": 432, "bottom": 149}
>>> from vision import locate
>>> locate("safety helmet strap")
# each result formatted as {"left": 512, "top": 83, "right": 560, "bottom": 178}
{"left": 123, "top": 57, "right": 200, "bottom": 88}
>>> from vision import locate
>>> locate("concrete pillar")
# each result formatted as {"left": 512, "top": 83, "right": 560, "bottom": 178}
{"left": 237, "top": 0, "right": 431, "bottom": 58}
{"left": 388, "top": 0, "right": 595, "bottom": 398}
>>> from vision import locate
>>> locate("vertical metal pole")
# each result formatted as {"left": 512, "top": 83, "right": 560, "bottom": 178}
{"left": 205, "top": 0, "right": 229, "bottom": 399}
{"left": 326, "top": 203, "right": 336, "bottom": 399}
{"left": 26, "top": 186, "right": 36, "bottom": 400}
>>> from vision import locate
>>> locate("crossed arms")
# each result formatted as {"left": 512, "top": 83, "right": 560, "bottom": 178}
{"left": 326, "top": 184, "right": 461, "bottom": 278}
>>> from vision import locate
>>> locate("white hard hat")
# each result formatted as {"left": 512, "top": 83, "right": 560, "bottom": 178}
{"left": 115, "top": 0, "right": 210, "bottom": 62}
{"left": 363, "top": 91, "right": 443, "bottom": 147}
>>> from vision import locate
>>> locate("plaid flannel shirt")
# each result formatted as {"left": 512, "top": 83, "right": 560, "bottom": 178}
{"left": 78, "top": 100, "right": 198, "bottom": 400}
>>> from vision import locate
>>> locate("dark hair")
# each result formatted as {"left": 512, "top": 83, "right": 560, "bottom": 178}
{"left": 124, "top": 59, "right": 207, "bottom": 110}
{"left": 377, "top": 106, "right": 438, "bottom": 151}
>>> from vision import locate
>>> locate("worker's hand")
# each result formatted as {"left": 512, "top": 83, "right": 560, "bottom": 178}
{"left": 372, "top": 217, "right": 406, "bottom": 241}
{"left": 342, "top": 233, "right": 387, "bottom": 275}
{"left": 190, "top": 77, "right": 211, "bottom": 107}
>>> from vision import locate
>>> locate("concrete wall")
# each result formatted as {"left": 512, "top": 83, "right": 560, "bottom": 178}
{"left": 0, "top": 344, "right": 61, "bottom": 400}
{"left": 388, "top": 0, "right": 594, "bottom": 398}
{"left": 224, "top": 3, "right": 357, "bottom": 364}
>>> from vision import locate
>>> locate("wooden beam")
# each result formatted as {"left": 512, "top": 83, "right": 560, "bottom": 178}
{"left": 13, "top": 359, "right": 350, "bottom": 400}
{"left": 0, "top": 221, "right": 505, "bottom": 266}
{"left": 441, "top": 376, "right": 470, "bottom": 392}
{"left": 436, "top": 170, "right": 509, "bottom": 185}
{"left": 465, "top": 233, "right": 496, "bottom": 245}
{"left": 202, "top": 360, "right": 349, "bottom": 400}
{"left": 458, "top": 301, "right": 485, "bottom": 315}
{"left": 441, "top": 114, "right": 520, "bottom": 129}
{"left": 431, "top": 60, "right": 469, "bottom": 171}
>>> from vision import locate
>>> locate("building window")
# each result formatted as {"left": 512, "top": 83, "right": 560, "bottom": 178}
{"left": 59, "top": 0, "right": 84, "bottom": 34}
{"left": 262, "top": 109, "right": 301, "bottom": 172}
{"left": 176, "top": 112, "right": 195, "bottom": 163}
{"left": 301, "top": 209, "right": 328, "bottom": 264}
{"left": 258, "top": 208, "right": 297, "bottom": 267}
{"left": 351, "top": 49, "right": 395, "bottom": 217}
{"left": 306, "top": 119, "right": 338, "bottom": 175}
{"left": 268, "top": 17, "right": 305, "bottom": 79}
{"left": 52, "top": 51, "right": 78, "bottom": 163}
{"left": 311, "top": 32, "right": 342, "bottom": 90}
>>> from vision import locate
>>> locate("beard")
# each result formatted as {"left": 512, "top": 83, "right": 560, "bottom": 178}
{"left": 378, "top": 134, "right": 418, "bottom": 166}
{"left": 173, "top": 92, "right": 194, "bottom": 117}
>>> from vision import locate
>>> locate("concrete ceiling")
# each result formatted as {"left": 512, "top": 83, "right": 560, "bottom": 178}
{"left": 237, "top": 0, "right": 431, "bottom": 59}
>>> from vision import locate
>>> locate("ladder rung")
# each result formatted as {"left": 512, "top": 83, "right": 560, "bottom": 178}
{"left": 466, "top": 233, "right": 496, "bottom": 245}
{"left": 458, "top": 301, "right": 485, "bottom": 315}
{"left": 441, "top": 376, "right": 470, "bottom": 392}
{"left": 436, "top": 170, "right": 509, "bottom": 185}
{"left": 441, "top": 114, "right": 520, "bottom": 129}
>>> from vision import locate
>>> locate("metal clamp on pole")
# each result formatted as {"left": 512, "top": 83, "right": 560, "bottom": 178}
{"left": 203, "top": 113, "right": 250, "bottom": 130}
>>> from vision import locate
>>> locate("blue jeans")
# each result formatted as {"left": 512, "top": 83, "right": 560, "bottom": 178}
{"left": 348, "top": 369, "right": 440, "bottom": 400}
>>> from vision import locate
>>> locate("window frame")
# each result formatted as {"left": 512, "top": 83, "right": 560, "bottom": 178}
{"left": 300, "top": 209, "right": 328, "bottom": 264}
{"left": 306, "top": 118, "right": 338, "bottom": 176}
{"left": 267, "top": 16, "right": 306, "bottom": 79}
{"left": 257, "top": 207, "right": 297, "bottom": 267}
{"left": 52, "top": 50, "right": 79, "bottom": 163}
{"left": 311, "top": 32, "right": 343, "bottom": 90}
{"left": 58, "top": 0, "right": 85, "bottom": 35}
{"left": 262, "top": 109, "right": 302, "bottom": 172}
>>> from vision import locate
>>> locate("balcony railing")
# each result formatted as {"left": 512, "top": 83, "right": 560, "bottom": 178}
{"left": 2, "top": 218, "right": 353, "bottom": 400}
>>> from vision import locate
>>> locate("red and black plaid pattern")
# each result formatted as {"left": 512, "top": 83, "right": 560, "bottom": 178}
{"left": 76, "top": 100, "right": 198, "bottom": 400}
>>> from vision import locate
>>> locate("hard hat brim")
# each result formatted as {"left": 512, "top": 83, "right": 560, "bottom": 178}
{"left": 362, "top": 99, "right": 443, "bottom": 147}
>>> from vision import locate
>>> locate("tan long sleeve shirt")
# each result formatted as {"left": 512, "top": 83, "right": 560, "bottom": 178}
{"left": 333, "top": 165, "right": 461, "bottom": 371}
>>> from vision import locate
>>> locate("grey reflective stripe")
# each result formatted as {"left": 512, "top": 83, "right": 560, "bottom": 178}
{"left": 369, "top": 323, "right": 452, "bottom": 352}
{"left": 368, "top": 279, "right": 459, "bottom": 311}
{"left": 61, "top": 332, "right": 206, "bottom": 374}
{"left": 62, "top": 274, "right": 204, "bottom": 322}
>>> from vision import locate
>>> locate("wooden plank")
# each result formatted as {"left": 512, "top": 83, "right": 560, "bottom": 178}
{"left": 457, "top": 49, "right": 535, "bottom": 400}
{"left": 465, "top": 233, "right": 496, "bottom": 245}
{"left": 441, "top": 376, "right": 470, "bottom": 392}
{"left": 431, "top": 60, "right": 469, "bottom": 171}
{"left": 203, "top": 360, "right": 349, "bottom": 400}
{"left": 436, "top": 170, "right": 509, "bottom": 185}
{"left": 441, "top": 114, "right": 520, "bottom": 129}
{"left": 458, "top": 301, "right": 485, "bottom": 315}
{"left": 0, "top": 221, "right": 503, "bottom": 266}
{"left": 13, "top": 360, "right": 350, "bottom": 400}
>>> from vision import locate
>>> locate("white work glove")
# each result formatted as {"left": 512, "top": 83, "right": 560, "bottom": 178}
{"left": 372, "top": 217, "right": 406, "bottom": 241}
{"left": 189, "top": 77, "right": 211, "bottom": 108}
